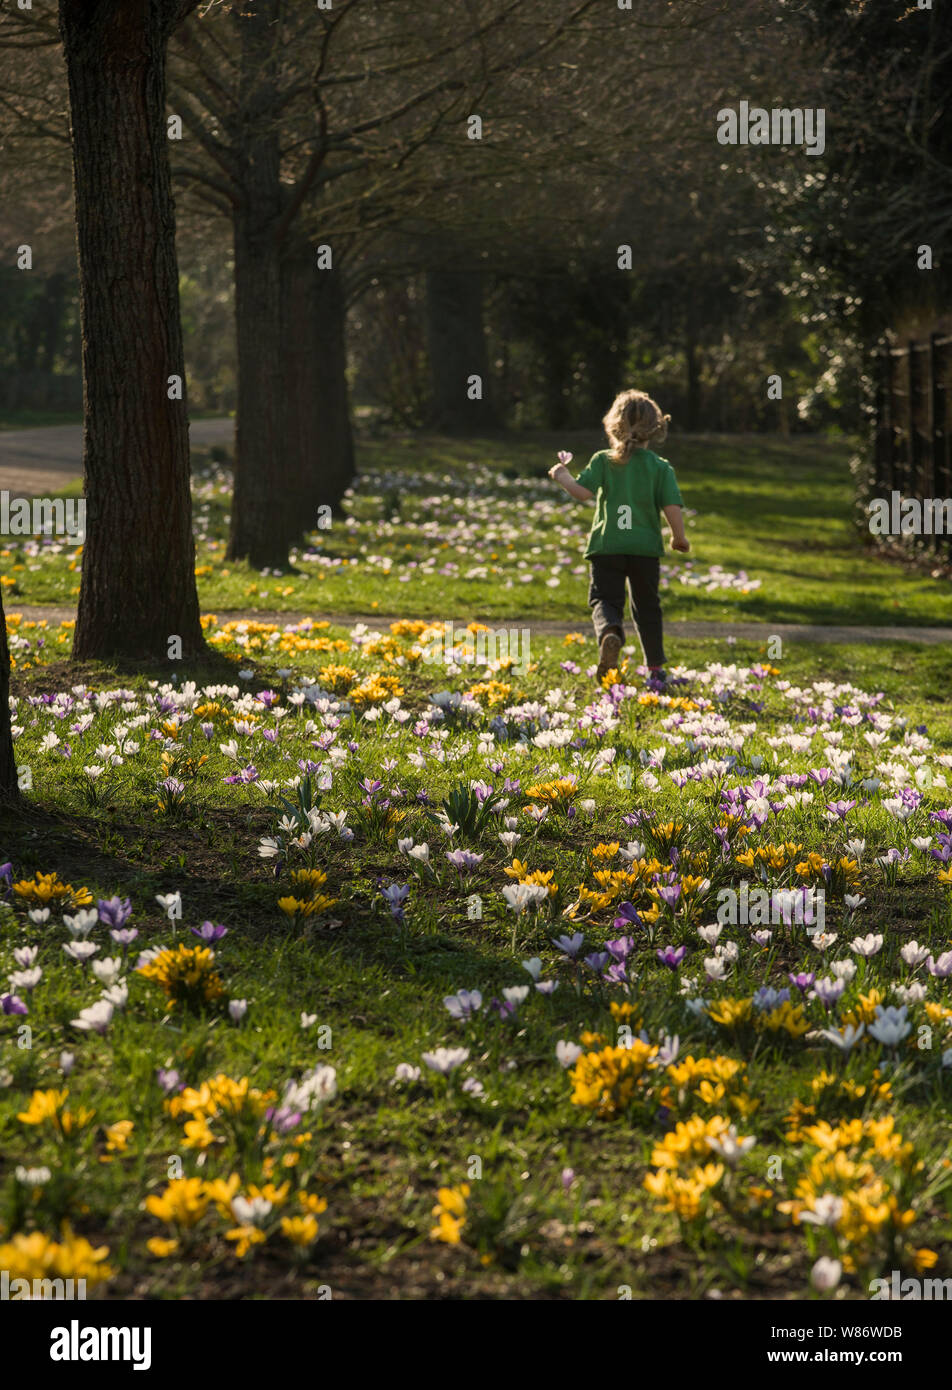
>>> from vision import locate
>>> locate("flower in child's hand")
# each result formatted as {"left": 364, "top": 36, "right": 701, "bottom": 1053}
{"left": 557, "top": 451, "right": 573, "bottom": 465}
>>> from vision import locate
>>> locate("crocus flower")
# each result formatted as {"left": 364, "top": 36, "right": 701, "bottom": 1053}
{"left": 71, "top": 1000, "right": 113, "bottom": 1034}
{"left": 443, "top": 989, "right": 483, "bottom": 1021}
{"left": 556, "top": 1040, "right": 582, "bottom": 1068}
{"left": 63, "top": 909, "right": 98, "bottom": 939}
{"left": 583, "top": 952, "right": 611, "bottom": 974}
{"left": 552, "top": 932, "right": 585, "bottom": 958}
{"left": 421, "top": 1047, "right": 469, "bottom": 1075}
{"left": 868, "top": 1005, "right": 911, "bottom": 1046}
{"left": 612, "top": 902, "right": 642, "bottom": 930}
{"left": 927, "top": 951, "right": 952, "bottom": 979}
{"left": 381, "top": 883, "right": 411, "bottom": 921}
{"left": 192, "top": 920, "right": 228, "bottom": 942}
{"left": 63, "top": 941, "right": 99, "bottom": 963}
{"left": 97, "top": 896, "right": 132, "bottom": 931}
{"left": 445, "top": 849, "right": 484, "bottom": 874}
{"left": 705, "top": 1124, "right": 756, "bottom": 1166}
{"left": 811, "top": 976, "right": 846, "bottom": 1009}
{"left": 800, "top": 1195, "right": 844, "bottom": 1228}
{"left": 816, "top": 1023, "right": 865, "bottom": 1052}
{"left": 502, "top": 985, "right": 530, "bottom": 1007}
{"left": 850, "top": 933, "right": 884, "bottom": 958}
{"left": 811, "top": 1257, "right": 842, "bottom": 1292}
{"left": 657, "top": 945, "right": 687, "bottom": 969}
{"left": 1, "top": 993, "right": 28, "bottom": 1015}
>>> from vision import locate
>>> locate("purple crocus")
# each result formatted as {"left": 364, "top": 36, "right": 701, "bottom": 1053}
{"left": 96, "top": 896, "right": 132, "bottom": 931}
{"left": 1, "top": 993, "right": 28, "bottom": 1015}
{"left": 445, "top": 849, "right": 484, "bottom": 875}
{"left": 156, "top": 1068, "right": 182, "bottom": 1095}
{"left": 584, "top": 952, "right": 611, "bottom": 975}
{"left": 192, "top": 920, "right": 228, "bottom": 943}
{"left": 613, "top": 901, "right": 642, "bottom": 931}
{"left": 656, "top": 883, "right": 682, "bottom": 910}
{"left": 490, "top": 996, "right": 517, "bottom": 1019}
{"left": 381, "top": 883, "right": 411, "bottom": 922}
{"left": 265, "top": 1105, "right": 302, "bottom": 1135}
{"left": 657, "top": 945, "right": 687, "bottom": 970}
{"left": 788, "top": 971, "right": 816, "bottom": 994}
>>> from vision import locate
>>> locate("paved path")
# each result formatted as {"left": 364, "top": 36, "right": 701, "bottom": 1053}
{"left": 0, "top": 418, "right": 234, "bottom": 494}
{"left": 6, "top": 606, "right": 948, "bottom": 645}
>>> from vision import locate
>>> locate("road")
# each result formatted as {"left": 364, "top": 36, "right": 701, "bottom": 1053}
{"left": 0, "top": 417, "right": 235, "bottom": 494}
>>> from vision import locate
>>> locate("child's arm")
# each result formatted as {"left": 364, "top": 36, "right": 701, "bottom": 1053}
{"left": 662, "top": 503, "right": 691, "bottom": 552}
{"left": 548, "top": 462, "right": 594, "bottom": 502}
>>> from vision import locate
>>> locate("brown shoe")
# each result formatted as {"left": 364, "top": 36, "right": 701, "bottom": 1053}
{"left": 596, "top": 630, "right": 623, "bottom": 680}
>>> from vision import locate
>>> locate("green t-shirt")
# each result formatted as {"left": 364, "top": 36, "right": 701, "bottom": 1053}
{"left": 575, "top": 449, "right": 683, "bottom": 558}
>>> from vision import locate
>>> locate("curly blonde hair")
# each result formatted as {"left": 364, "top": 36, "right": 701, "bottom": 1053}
{"left": 602, "top": 389, "right": 670, "bottom": 465}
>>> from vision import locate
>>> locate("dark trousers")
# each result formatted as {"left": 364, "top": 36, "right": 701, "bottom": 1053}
{"left": 588, "top": 553, "right": 665, "bottom": 667}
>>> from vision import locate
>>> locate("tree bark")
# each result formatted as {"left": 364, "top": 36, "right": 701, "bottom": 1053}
{"left": 281, "top": 246, "right": 355, "bottom": 547}
{"left": 60, "top": 0, "right": 204, "bottom": 662}
{"left": 426, "top": 270, "right": 498, "bottom": 434}
{"left": 0, "top": 589, "right": 20, "bottom": 805}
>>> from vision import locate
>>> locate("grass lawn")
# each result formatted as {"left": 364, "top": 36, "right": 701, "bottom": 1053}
{"left": 0, "top": 434, "right": 951, "bottom": 1302}
{"left": 3, "top": 430, "right": 950, "bottom": 629}
{"left": 0, "top": 614, "right": 945, "bottom": 1295}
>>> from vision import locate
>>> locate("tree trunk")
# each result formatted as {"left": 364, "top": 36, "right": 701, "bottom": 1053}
{"left": 226, "top": 0, "right": 289, "bottom": 570}
{"left": 60, "top": 0, "right": 204, "bottom": 662}
{"left": 426, "top": 270, "right": 497, "bottom": 434}
{"left": 0, "top": 589, "right": 20, "bottom": 805}
{"left": 281, "top": 246, "right": 355, "bottom": 547}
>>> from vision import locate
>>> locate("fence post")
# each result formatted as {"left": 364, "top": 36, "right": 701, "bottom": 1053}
{"left": 883, "top": 349, "right": 896, "bottom": 494}
{"left": 928, "top": 334, "right": 941, "bottom": 553}
{"left": 907, "top": 340, "right": 919, "bottom": 502}
{"left": 873, "top": 350, "right": 886, "bottom": 495}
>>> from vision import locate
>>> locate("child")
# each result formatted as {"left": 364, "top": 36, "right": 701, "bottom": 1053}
{"left": 548, "top": 389, "right": 689, "bottom": 683}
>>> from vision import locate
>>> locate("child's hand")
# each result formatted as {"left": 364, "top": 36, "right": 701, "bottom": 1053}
{"left": 548, "top": 463, "right": 568, "bottom": 480}
{"left": 671, "top": 537, "right": 691, "bottom": 553}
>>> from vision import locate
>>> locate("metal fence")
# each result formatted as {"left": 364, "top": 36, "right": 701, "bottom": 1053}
{"left": 872, "top": 334, "right": 952, "bottom": 554}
